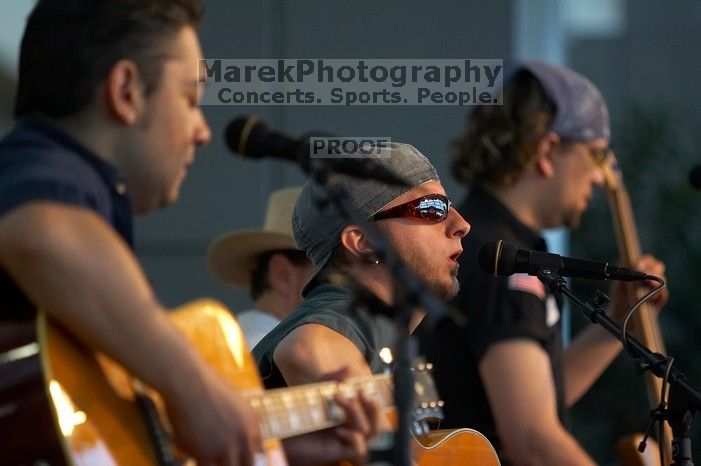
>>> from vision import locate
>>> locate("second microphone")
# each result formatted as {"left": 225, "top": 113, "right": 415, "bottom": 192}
{"left": 478, "top": 240, "right": 650, "bottom": 282}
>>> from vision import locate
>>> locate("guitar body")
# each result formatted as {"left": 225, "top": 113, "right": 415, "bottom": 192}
{"left": 1, "top": 299, "right": 286, "bottom": 466}
{"left": 39, "top": 310, "right": 159, "bottom": 466}
{"left": 0, "top": 299, "right": 498, "bottom": 466}
{"left": 415, "top": 428, "right": 501, "bottom": 466}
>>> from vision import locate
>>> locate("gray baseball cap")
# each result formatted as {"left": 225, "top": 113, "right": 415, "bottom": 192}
{"left": 293, "top": 142, "right": 439, "bottom": 296}
{"left": 504, "top": 60, "right": 610, "bottom": 141}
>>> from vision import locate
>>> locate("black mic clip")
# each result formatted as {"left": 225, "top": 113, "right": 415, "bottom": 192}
{"left": 536, "top": 269, "right": 613, "bottom": 326}
{"left": 590, "top": 289, "right": 612, "bottom": 310}
{"left": 535, "top": 268, "right": 566, "bottom": 293}
{"left": 634, "top": 353, "right": 670, "bottom": 376}
{"left": 587, "top": 290, "right": 613, "bottom": 324}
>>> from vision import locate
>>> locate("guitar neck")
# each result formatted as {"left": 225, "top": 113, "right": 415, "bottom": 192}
{"left": 605, "top": 183, "right": 667, "bottom": 356}
{"left": 604, "top": 157, "right": 672, "bottom": 465}
{"left": 248, "top": 374, "right": 394, "bottom": 440}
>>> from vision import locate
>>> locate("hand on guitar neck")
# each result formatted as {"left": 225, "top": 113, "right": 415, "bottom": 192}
{"left": 281, "top": 366, "right": 382, "bottom": 466}
{"left": 282, "top": 390, "right": 381, "bottom": 466}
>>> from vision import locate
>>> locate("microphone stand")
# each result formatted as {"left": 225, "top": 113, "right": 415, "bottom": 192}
{"left": 304, "top": 158, "right": 453, "bottom": 466}
{"left": 536, "top": 269, "right": 700, "bottom": 466}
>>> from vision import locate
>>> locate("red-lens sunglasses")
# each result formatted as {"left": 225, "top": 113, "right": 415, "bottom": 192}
{"left": 371, "top": 193, "right": 452, "bottom": 224}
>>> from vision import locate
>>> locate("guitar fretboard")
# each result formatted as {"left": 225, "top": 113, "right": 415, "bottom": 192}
{"left": 247, "top": 374, "right": 394, "bottom": 440}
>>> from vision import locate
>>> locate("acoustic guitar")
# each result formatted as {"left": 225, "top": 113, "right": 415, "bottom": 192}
{"left": 602, "top": 153, "right": 670, "bottom": 466}
{"left": 0, "top": 299, "right": 500, "bottom": 465}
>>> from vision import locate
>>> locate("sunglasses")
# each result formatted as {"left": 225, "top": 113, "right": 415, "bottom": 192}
{"left": 560, "top": 139, "right": 612, "bottom": 167}
{"left": 371, "top": 193, "right": 452, "bottom": 223}
{"left": 587, "top": 146, "right": 613, "bottom": 167}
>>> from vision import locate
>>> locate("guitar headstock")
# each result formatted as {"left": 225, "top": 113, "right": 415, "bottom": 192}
{"left": 412, "top": 359, "right": 444, "bottom": 424}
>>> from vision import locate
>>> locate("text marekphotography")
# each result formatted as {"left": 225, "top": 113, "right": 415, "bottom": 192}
{"left": 199, "top": 59, "right": 503, "bottom": 106}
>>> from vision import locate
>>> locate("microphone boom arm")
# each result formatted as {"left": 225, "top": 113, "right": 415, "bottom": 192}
{"left": 537, "top": 269, "right": 700, "bottom": 465}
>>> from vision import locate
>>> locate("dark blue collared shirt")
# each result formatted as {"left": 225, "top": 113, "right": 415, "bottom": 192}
{"left": 0, "top": 116, "right": 133, "bottom": 320}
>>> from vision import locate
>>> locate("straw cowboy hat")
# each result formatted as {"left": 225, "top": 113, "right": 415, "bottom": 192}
{"left": 207, "top": 186, "right": 303, "bottom": 290}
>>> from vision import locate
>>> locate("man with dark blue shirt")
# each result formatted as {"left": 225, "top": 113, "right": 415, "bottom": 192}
{"left": 0, "top": 1, "right": 378, "bottom": 465}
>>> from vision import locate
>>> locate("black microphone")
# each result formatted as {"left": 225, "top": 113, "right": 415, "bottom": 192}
{"left": 224, "top": 115, "right": 410, "bottom": 186}
{"left": 689, "top": 165, "right": 701, "bottom": 190}
{"left": 478, "top": 240, "right": 649, "bottom": 282}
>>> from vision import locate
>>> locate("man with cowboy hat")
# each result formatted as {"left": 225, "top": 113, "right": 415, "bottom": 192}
{"left": 208, "top": 186, "right": 312, "bottom": 348}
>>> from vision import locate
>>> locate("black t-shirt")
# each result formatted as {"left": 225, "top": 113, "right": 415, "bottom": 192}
{"left": 416, "top": 187, "right": 564, "bottom": 455}
{"left": 0, "top": 116, "right": 133, "bottom": 320}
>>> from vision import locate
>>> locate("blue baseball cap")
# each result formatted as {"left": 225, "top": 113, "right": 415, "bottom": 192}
{"left": 292, "top": 142, "right": 439, "bottom": 296}
{"left": 504, "top": 60, "right": 610, "bottom": 141}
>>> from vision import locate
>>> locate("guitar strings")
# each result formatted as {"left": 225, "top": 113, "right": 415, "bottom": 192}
{"left": 248, "top": 376, "right": 394, "bottom": 439}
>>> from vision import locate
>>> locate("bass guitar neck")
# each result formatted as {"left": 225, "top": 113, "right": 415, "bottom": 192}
{"left": 603, "top": 153, "right": 671, "bottom": 466}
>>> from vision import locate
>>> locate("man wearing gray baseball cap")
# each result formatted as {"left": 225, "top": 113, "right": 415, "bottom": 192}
{"left": 252, "top": 142, "right": 469, "bottom": 399}
{"left": 416, "top": 61, "right": 668, "bottom": 465}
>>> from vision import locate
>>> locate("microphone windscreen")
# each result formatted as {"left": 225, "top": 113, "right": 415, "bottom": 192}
{"left": 225, "top": 115, "right": 264, "bottom": 156}
{"left": 690, "top": 165, "right": 701, "bottom": 190}
{"left": 477, "top": 241, "right": 498, "bottom": 276}
{"left": 224, "top": 115, "right": 302, "bottom": 163}
{"left": 478, "top": 240, "right": 518, "bottom": 277}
